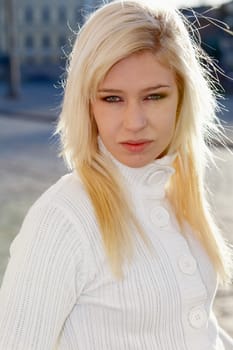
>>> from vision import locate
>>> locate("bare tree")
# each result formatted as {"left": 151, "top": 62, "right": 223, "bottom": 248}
{"left": 5, "top": 0, "right": 21, "bottom": 98}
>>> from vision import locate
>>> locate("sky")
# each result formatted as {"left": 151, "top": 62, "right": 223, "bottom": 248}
{"left": 160, "top": 0, "right": 230, "bottom": 7}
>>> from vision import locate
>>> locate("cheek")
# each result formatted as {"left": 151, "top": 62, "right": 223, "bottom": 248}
{"left": 91, "top": 104, "right": 105, "bottom": 132}
{"left": 91, "top": 105, "right": 117, "bottom": 137}
{"left": 153, "top": 105, "right": 177, "bottom": 131}
{"left": 93, "top": 102, "right": 122, "bottom": 129}
{"left": 164, "top": 100, "right": 178, "bottom": 129}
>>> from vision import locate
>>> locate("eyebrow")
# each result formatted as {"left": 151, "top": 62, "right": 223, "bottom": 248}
{"left": 98, "top": 85, "right": 171, "bottom": 93}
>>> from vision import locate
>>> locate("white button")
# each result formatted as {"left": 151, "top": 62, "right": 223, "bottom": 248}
{"left": 150, "top": 207, "right": 170, "bottom": 227}
{"left": 178, "top": 254, "right": 197, "bottom": 275}
{"left": 147, "top": 170, "right": 168, "bottom": 185}
{"left": 188, "top": 306, "right": 208, "bottom": 329}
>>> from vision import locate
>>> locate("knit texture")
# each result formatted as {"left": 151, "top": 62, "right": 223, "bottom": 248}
{"left": 0, "top": 150, "right": 230, "bottom": 349}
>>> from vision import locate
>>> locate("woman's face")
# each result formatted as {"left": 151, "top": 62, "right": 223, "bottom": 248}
{"left": 92, "top": 50, "right": 179, "bottom": 168}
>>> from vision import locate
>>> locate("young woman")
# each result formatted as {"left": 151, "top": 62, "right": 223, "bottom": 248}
{"left": 0, "top": 0, "right": 232, "bottom": 349}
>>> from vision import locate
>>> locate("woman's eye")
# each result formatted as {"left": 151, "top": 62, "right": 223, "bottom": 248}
{"left": 146, "top": 94, "right": 165, "bottom": 101}
{"left": 103, "top": 96, "right": 121, "bottom": 103}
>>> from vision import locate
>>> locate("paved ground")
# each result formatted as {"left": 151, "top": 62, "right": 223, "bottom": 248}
{"left": 0, "top": 116, "right": 65, "bottom": 282}
{"left": 0, "top": 113, "right": 233, "bottom": 337}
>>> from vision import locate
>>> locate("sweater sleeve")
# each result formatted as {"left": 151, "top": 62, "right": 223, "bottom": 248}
{"left": 219, "top": 327, "right": 233, "bottom": 350}
{"left": 0, "top": 202, "right": 86, "bottom": 350}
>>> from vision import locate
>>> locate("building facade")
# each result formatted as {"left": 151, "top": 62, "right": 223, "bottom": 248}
{"left": 0, "top": 0, "right": 101, "bottom": 80}
{"left": 0, "top": 0, "right": 232, "bottom": 86}
{"left": 183, "top": 1, "right": 233, "bottom": 93}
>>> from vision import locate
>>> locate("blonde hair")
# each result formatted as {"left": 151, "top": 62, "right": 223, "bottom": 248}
{"left": 57, "top": 0, "right": 232, "bottom": 281}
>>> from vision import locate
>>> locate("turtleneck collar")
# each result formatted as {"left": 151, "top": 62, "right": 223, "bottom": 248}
{"left": 98, "top": 137, "right": 176, "bottom": 199}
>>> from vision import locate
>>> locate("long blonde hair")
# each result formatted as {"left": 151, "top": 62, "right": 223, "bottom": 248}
{"left": 57, "top": 0, "right": 232, "bottom": 281}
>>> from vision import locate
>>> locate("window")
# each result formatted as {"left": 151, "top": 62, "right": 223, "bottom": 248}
{"left": 25, "top": 35, "right": 34, "bottom": 49}
{"left": 42, "top": 35, "right": 51, "bottom": 49}
{"left": 41, "top": 5, "right": 50, "bottom": 24}
{"left": 25, "top": 6, "right": 33, "bottom": 24}
{"left": 58, "top": 6, "right": 67, "bottom": 23}
{"left": 58, "top": 35, "right": 66, "bottom": 48}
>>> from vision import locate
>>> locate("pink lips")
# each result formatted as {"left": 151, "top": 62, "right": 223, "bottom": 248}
{"left": 120, "top": 140, "right": 152, "bottom": 153}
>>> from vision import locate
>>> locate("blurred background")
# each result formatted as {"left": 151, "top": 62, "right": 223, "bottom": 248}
{"left": 0, "top": 0, "right": 233, "bottom": 337}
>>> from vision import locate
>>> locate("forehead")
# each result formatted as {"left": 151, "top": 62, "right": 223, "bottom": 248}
{"left": 99, "top": 51, "right": 176, "bottom": 90}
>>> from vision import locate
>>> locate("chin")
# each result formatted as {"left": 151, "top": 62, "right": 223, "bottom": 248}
{"left": 120, "top": 156, "right": 153, "bottom": 168}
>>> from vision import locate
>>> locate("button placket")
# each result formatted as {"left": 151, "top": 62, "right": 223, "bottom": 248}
{"left": 146, "top": 170, "right": 169, "bottom": 186}
{"left": 150, "top": 206, "right": 170, "bottom": 228}
{"left": 178, "top": 254, "right": 197, "bottom": 275}
{"left": 188, "top": 306, "right": 208, "bottom": 329}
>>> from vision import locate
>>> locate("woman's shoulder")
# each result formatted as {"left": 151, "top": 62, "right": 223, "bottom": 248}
{"left": 9, "top": 172, "right": 97, "bottom": 268}
{"left": 31, "top": 171, "right": 94, "bottom": 220}
{"left": 11, "top": 172, "right": 96, "bottom": 253}
{"left": 34, "top": 171, "right": 87, "bottom": 206}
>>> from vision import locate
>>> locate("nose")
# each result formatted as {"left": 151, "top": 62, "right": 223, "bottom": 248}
{"left": 123, "top": 101, "right": 147, "bottom": 132}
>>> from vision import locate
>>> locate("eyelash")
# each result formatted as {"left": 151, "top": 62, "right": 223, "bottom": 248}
{"left": 102, "top": 94, "right": 166, "bottom": 103}
{"left": 146, "top": 94, "right": 166, "bottom": 101}
{"left": 103, "top": 96, "right": 121, "bottom": 103}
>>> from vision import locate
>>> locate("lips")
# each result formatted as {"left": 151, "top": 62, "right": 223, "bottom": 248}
{"left": 121, "top": 139, "right": 151, "bottom": 145}
{"left": 120, "top": 140, "right": 152, "bottom": 152}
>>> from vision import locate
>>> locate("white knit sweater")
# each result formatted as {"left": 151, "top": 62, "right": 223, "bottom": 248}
{"left": 0, "top": 150, "right": 232, "bottom": 350}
